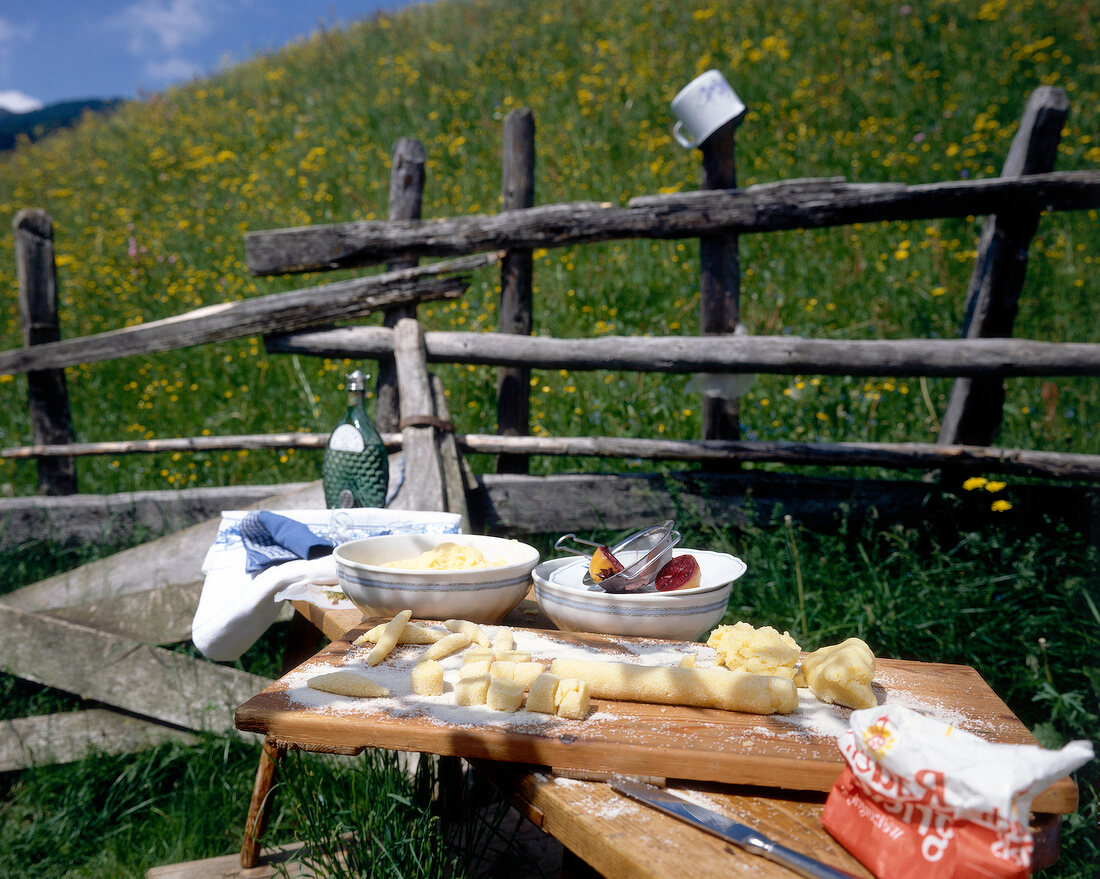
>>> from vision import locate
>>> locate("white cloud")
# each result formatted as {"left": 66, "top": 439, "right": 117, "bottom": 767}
{"left": 143, "top": 56, "right": 203, "bottom": 85}
{"left": 110, "top": 0, "right": 214, "bottom": 55}
{"left": 0, "top": 89, "right": 43, "bottom": 113}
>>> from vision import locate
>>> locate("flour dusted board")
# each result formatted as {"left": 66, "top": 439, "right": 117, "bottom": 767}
{"left": 233, "top": 619, "right": 1077, "bottom": 814}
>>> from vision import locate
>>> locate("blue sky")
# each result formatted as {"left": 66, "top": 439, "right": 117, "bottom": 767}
{"left": 0, "top": 0, "right": 424, "bottom": 112}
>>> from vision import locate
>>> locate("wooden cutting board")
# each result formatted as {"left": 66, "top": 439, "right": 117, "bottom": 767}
{"left": 234, "top": 619, "right": 1078, "bottom": 814}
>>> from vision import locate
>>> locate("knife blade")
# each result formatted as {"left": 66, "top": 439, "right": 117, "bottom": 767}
{"left": 609, "top": 779, "right": 861, "bottom": 879}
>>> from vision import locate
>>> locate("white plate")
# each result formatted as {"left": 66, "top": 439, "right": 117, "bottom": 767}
{"left": 543, "top": 549, "right": 746, "bottom": 595}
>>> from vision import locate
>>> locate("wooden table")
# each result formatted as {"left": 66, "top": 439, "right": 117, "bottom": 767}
{"left": 236, "top": 598, "right": 1070, "bottom": 877}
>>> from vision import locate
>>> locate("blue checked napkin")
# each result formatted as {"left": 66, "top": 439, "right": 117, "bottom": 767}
{"left": 239, "top": 511, "right": 334, "bottom": 574}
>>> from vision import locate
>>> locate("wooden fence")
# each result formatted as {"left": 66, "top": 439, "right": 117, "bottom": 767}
{"left": 4, "top": 85, "right": 1100, "bottom": 538}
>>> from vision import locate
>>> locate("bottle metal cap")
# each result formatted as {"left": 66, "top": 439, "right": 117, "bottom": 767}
{"left": 345, "top": 369, "right": 367, "bottom": 392}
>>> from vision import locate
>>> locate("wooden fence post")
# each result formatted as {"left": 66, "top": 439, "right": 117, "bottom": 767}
{"left": 375, "top": 138, "right": 427, "bottom": 433}
{"left": 937, "top": 86, "right": 1069, "bottom": 448}
{"left": 496, "top": 108, "right": 536, "bottom": 474}
{"left": 13, "top": 208, "right": 76, "bottom": 495}
{"left": 698, "top": 120, "right": 742, "bottom": 445}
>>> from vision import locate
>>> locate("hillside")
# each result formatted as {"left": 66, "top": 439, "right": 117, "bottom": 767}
{"left": 0, "top": 0, "right": 1097, "bottom": 497}
{"left": 0, "top": 99, "right": 126, "bottom": 152}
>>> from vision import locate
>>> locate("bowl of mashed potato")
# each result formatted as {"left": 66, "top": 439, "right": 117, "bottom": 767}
{"left": 333, "top": 533, "right": 540, "bottom": 623}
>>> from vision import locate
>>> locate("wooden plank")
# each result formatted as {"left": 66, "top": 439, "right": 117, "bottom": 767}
{"left": 496, "top": 107, "right": 536, "bottom": 475}
{"left": 0, "top": 709, "right": 197, "bottom": 771}
{"left": 0, "top": 253, "right": 498, "bottom": 376}
{"left": 698, "top": 116, "right": 741, "bottom": 445}
{"left": 0, "top": 604, "right": 270, "bottom": 734}
{"left": 14, "top": 207, "right": 76, "bottom": 494}
{"left": 939, "top": 86, "right": 1070, "bottom": 446}
{"left": 41, "top": 582, "right": 203, "bottom": 646}
{"left": 1, "top": 481, "right": 324, "bottom": 613}
{"left": 430, "top": 373, "right": 471, "bottom": 530}
{"left": 0, "top": 483, "right": 311, "bottom": 550}
{"left": 375, "top": 136, "right": 428, "bottom": 434}
{"left": 266, "top": 327, "right": 1100, "bottom": 378}
{"left": 389, "top": 318, "right": 447, "bottom": 512}
{"left": 145, "top": 839, "right": 338, "bottom": 879}
{"left": 233, "top": 623, "right": 1076, "bottom": 815}
{"left": 480, "top": 763, "right": 873, "bottom": 879}
{"left": 243, "top": 171, "right": 1100, "bottom": 274}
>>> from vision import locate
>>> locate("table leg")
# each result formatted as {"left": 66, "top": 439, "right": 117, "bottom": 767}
{"left": 240, "top": 737, "right": 285, "bottom": 869}
{"left": 239, "top": 610, "right": 324, "bottom": 868}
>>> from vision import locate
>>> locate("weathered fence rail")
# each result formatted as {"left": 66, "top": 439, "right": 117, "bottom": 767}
{"left": 242, "top": 172, "right": 1100, "bottom": 273}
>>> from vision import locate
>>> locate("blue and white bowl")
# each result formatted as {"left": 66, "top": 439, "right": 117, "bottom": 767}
{"left": 334, "top": 533, "right": 540, "bottom": 624}
{"left": 532, "top": 549, "right": 746, "bottom": 641}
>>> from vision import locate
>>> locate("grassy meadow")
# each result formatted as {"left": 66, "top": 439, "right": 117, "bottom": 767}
{"left": 0, "top": 0, "right": 1098, "bottom": 876}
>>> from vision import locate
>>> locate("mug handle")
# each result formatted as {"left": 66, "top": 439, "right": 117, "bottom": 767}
{"left": 672, "top": 120, "right": 696, "bottom": 149}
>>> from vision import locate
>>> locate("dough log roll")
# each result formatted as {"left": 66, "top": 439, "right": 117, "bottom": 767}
{"left": 548, "top": 659, "right": 797, "bottom": 715}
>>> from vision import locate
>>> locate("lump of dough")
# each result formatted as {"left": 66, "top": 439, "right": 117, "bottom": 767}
{"left": 454, "top": 675, "right": 491, "bottom": 706}
{"left": 487, "top": 677, "right": 525, "bottom": 713}
{"left": 512, "top": 661, "right": 546, "bottom": 690}
{"left": 555, "top": 678, "right": 591, "bottom": 720}
{"left": 411, "top": 660, "right": 445, "bottom": 696}
{"left": 549, "top": 658, "right": 797, "bottom": 715}
{"left": 460, "top": 658, "right": 493, "bottom": 679}
{"left": 307, "top": 670, "right": 390, "bottom": 699}
{"left": 525, "top": 672, "right": 561, "bottom": 714}
{"left": 462, "top": 647, "right": 495, "bottom": 665}
{"left": 707, "top": 622, "right": 801, "bottom": 678}
{"left": 798, "top": 637, "right": 877, "bottom": 709}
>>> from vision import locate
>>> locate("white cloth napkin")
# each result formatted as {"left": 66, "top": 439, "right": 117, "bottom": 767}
{"left": 193, "top": 507, "right": 461, "bottom": 661}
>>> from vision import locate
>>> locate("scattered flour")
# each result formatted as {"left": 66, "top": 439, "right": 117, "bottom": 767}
{"left": 275, "top": 622, "right": 998, "bottom": 744}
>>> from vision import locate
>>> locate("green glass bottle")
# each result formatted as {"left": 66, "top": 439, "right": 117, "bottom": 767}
{"left": 322, "top": 370, "right": 389, "bottom": 508}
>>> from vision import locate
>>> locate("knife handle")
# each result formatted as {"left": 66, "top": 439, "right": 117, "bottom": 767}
{"left": 760, "top": 839, "right": 863, "bottom": 879}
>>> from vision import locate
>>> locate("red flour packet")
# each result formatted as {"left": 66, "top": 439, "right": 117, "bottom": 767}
{"left": 821, "top": 704, "right": 1093, "bottom": 879}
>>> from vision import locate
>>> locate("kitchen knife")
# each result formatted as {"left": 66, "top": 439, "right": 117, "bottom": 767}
{"left": 609, "top": 779, "right": 862, "bottom": 879}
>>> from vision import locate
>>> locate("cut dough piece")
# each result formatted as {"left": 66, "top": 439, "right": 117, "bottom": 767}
{"left": 307, "top": 670, "right": 390, "bottom": 699}
{"left": 707, "top": 622, "right": 801, "bottom": 678}
{"left": 462, "top": 647, "right": 495, "bottom": 665}
{"left": 354, "top": 621, "right": 444, "bottom": 646}
{"left": 799, "top": 637, "right": 877, "bottom": 709}
{"left": 445, "top": 619, "right": 491, "bottom": 647}
{"left": 512, "top": 661, "right": 545, "bottom": 690}
{"left": 366, "top": 610, "right": 412, "bottom": 666}
{"left": 487, "top": 677, "right": 525, "bottom": 712}
{"left": 555, "top": 678, "right": 591, "bottom": 720}
{"left": 549, "top": 659, "right": 797, "bottom": 715}
{"left": 411, "top": 660, "right": 445, "bottom": 696}
{"left": 492, "top": 649, "right": 533, "bottom": 663}
{"left": 460, "top": 658, "right": 493, "bottom": 679}
{"left": 454, "top": 676, "right": 491, "bottom": 706}
{"left": 423, "top": 631, "right": 472, "bottom": 662}
{"left": 489, "top": 660, "right": 517, "bottom": 680}
{"left": 525, "top": 672, "right": 561, "bottom": 714}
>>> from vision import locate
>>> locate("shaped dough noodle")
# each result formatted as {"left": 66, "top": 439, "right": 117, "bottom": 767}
{"left": 798, "top": 637, "right": 877, "bottom": 709}
{"left": 354, "top": 621, "right": 444, "bottom": 646}
{"left": 307, "top": 670, "right": 390, "bottom": 699}
{"left": 549, "top": 659, "right": 797, "bottom": 715}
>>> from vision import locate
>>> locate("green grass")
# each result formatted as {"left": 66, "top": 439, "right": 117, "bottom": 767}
{"left": 0, "top": 0, "right": 1097, "bottom": 875}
